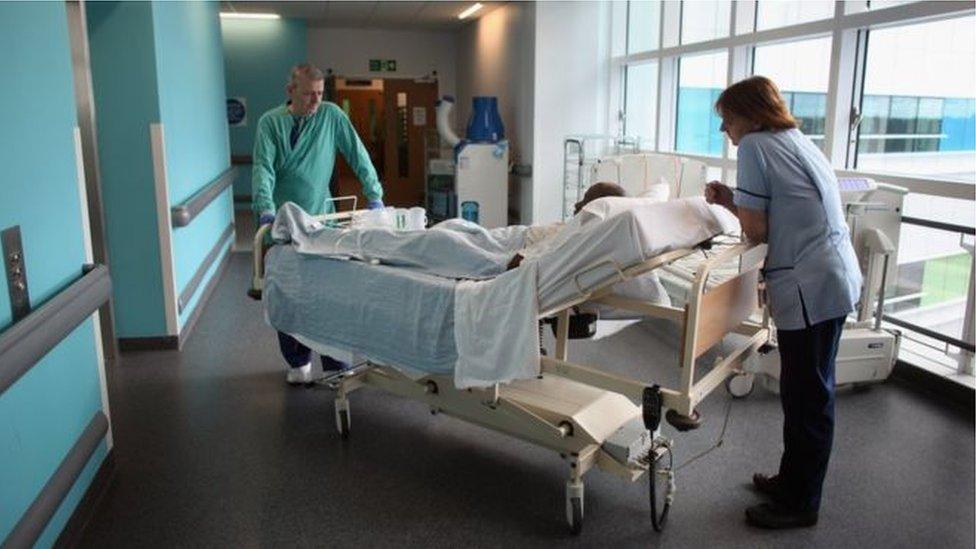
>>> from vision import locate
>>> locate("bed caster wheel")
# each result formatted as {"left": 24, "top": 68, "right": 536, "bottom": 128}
{"left": 335, "top": 399, "right": 350, "bottom": 439}
{"left": 665, "top": 409, "right": 701, "bottom": 431}
{"left": 725, "top": 372, "right": 755, "bottom": 399}
{"left": 566, "top": 480, "right": 584, "bottom": 535}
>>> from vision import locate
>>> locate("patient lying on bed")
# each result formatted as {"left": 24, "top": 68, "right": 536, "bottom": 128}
{"left": 267, "top": 193, "right": 736, "bottom": 385}
{"left": 507, "top": 182, "right": 626, "bottom": 269}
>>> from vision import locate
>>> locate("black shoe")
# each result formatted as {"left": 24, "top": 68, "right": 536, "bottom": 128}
{"left": 752, "top": 473, "right": 783, "bottom": 499}
{"left": 745, "top": 503, "right": 818, "bottom": 529}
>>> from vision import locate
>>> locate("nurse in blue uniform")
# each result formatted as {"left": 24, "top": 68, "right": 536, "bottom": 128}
{"left": 705, "top": 76, "right": 863, "bottom": 529}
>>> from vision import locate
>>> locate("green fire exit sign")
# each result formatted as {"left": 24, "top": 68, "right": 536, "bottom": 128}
{"left": 369, "top": 59, "right": 397, "bottom": 72}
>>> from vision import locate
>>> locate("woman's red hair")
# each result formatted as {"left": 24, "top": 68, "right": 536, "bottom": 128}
{"left": 715, "top": 76, "right": 797, "bottom": 131}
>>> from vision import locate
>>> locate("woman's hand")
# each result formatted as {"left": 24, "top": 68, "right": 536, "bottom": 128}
{"left": 705, "top": 181, "right": 736, "bottom": 212}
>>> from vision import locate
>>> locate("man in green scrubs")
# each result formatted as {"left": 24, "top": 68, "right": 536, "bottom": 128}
{"left": 253, "top": 63, "right": 384, "bottom": 385}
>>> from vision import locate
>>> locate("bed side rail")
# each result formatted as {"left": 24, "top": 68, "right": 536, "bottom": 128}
{"left": 543, "top": 242, "right": 770, "bottom": 423}
{"left": 537, "top": 247, "right": 697, "bottom": 319}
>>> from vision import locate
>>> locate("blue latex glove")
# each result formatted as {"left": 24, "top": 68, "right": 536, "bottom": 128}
{"left": 366, "top": 199, "right": 384, "bottom": 210}
{"left": 258, "top": 212, "right": 275, "bottom": 226}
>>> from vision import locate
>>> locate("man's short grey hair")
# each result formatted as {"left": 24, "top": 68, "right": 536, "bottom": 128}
{"left": 289, "top": 63, "right": 325, "bottom": 86}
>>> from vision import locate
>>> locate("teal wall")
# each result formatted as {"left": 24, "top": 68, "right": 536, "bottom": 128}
{"left": 0, "top": 2, "right": 109, "bottom": 544}
{"left": 221, "top": 17, "right": 307, "bottom": 197}
{"left": 153, "top": 1, "right": 229, "bottom": 205}
{"left": 87, "top": 1, "right": 167, "bottom": 337}
{"left": 88, "top": 1, "right": 233, "bottom": 337}
{"left": 151, "top": 1, "right": 233, "bottom": 329}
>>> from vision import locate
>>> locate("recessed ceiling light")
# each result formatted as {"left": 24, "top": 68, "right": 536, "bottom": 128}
{"left": 219, "top": 12, "right": 281, "bottom": 20}
{"left": 458, "top": 3, "right": 483, "bottom": 20}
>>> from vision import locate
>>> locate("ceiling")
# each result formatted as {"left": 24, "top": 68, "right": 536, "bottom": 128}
{"left": 220, "top": 1, "right": 503, "bottom": 31}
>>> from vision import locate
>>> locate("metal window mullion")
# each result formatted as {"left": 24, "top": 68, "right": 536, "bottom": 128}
{"left": 724, "top": 44, "right": 752, "bottom": 165}
{"left": 733, "top": 0, "right": 758, "bottom": 36}
{"left": 662, "top": 0, "right": 682, "bottom": 49}
{"left": 611, "top": 60, "right": 625, "bottom": 139}
{"left": 823, "top": 0, "right": 861, "bottom": 168}
{"left": 657, "top": 57, "right": 678, "bottom": 153}
{"left": 652, "top": 0, "right": 669, "bottom": 152}
{"left": 607, "top": 1, "right": 624, "bottom": 140}
{"left": 847, "top": 28, "right": 870, "bottom": 168}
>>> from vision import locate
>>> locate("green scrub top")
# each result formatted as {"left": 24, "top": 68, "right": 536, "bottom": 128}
{"left": 252, "top": 102, "right": 383, "bottom": 217}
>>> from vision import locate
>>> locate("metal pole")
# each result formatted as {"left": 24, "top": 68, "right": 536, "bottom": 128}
{"left": 957, "top": 241, "right": 975, "bottom": 375}
{"left": 874, "top": 254, "right": 890, "bottom": 331}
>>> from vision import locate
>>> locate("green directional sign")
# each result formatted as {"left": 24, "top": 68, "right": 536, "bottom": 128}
{"left": 368, "top": 59, "right": 397, "bottom": 72}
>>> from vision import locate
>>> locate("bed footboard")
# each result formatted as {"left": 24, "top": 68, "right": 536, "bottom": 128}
{"left": 248, "top": 200, "right": 361, "bottom": 300}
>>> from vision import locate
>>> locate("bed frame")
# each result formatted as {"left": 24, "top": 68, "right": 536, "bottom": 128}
{"left": 251, "top": 206, "right": 770, "bottom": 535}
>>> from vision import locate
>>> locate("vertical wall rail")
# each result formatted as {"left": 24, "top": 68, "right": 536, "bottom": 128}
{"left": 149, "top": 123, "right": 179, "bottom": 335}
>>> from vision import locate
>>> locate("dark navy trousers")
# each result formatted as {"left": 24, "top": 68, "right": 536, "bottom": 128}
{"left": 277, "top": 332, "right": 314, "bottom": 368}
{"left": 775, "top": 315, "right": 845, "bottom": 512}
{"left": 277, "top": 332, "right": 344, "bottom": 371}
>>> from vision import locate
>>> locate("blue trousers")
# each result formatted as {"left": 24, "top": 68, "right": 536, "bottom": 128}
{"left": 276, "top": 332, "right": 345, "bottom": 371}
{"left": 775, "top": 315, "right": 845, "bottom": 512}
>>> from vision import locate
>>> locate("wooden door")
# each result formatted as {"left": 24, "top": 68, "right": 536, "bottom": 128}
{"left": 382, "top": 79, "right": 438, "bottom": 208}
{"left": 332, "top": 79, "right": 385, "bottom": 210}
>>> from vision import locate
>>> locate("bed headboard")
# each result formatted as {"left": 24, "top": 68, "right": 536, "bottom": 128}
{"left": 589, "top": 153, "right": 708, "bottom": 200}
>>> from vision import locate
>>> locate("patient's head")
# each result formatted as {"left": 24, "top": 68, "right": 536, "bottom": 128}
{"left": 574, "top": 182, "right": 626, "bottom": 215}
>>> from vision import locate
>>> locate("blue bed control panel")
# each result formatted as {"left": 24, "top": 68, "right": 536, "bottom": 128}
{"left": 837, "top": 177, "right": 877, "bottom": 193}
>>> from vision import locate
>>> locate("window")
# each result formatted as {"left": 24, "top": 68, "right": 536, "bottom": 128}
{"left": 756, "top": 1, "right": 834, "bottom": 30}
{"left": 753, "top": 37, "right": 833, "bottom": 150}
{"left": 676, "top": 51, "right": 728, "bottom": 156}
{"left": 680, "top": 0, "right": 731, "bottom": 45}
{"left": 856, "top": 16, "right": 976, "bottom": 183}
{"left": 886, "top": 195, "right": 974, "bottom": 371}
{"left": 628, "top": 1, "right": 661, "bottom": 54}
{"left": 625, "top": 62, "right": 659, "bottom": 147}
{"left": 613, "top": 0, "right": 975, "bottom": 378}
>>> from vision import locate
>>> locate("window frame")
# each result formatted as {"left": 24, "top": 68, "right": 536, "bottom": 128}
{"left": 609, "top": 0, "right": 976, "bottom": 193}
{"left": 607, "top": 0, "right": 976, "bottom": 375}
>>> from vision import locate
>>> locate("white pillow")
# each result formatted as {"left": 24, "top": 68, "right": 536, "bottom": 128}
{"left": 581, "top": 195, "right": 741, "bottom": 237}
{"left": 579, "top": 196, "right": 667, "bottom": 222}
{"left": 638, "top": 183, "right": 670, "bottom": 202}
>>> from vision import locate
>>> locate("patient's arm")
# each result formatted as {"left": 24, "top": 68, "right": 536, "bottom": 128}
{"left": 507, "top": 253, "right": 525, "bottom": 270}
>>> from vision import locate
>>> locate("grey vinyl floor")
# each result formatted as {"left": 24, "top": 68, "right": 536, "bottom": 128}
{"left": 80, "top": 253, "right": 975, "bottom": 548}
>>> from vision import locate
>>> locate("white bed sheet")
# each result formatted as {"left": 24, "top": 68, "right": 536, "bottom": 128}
{"left": 264, "top": 197, "right": 734, "bottom": 386}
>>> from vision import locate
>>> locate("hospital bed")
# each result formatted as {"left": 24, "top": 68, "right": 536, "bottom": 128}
{"left": 587, "top": 150, "right": 902, "bottom": 397}
{"left": 250, "top": 199, "right": 770, "bottom": 535}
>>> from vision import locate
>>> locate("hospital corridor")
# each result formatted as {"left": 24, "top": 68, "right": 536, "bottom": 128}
{"left": 1, "top": 1, "right": 975, "bottom": 547}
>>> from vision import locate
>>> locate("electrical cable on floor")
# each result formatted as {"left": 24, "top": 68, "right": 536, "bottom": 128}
{"left": 649, "top": 440, "right": 674, "bottom": 532}
{"left": 675, "top": 397, "right": 734, "bottom": 472}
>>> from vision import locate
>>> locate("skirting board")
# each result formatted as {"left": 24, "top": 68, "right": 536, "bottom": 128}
{"left": 892, "top": 361, "right": 974, "bottom": 417}
{"left": 53, "top": 449, "right": 116, "bottom": 549}
{"left": 117, "top": 247, "right": 232, "bottom": 352}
